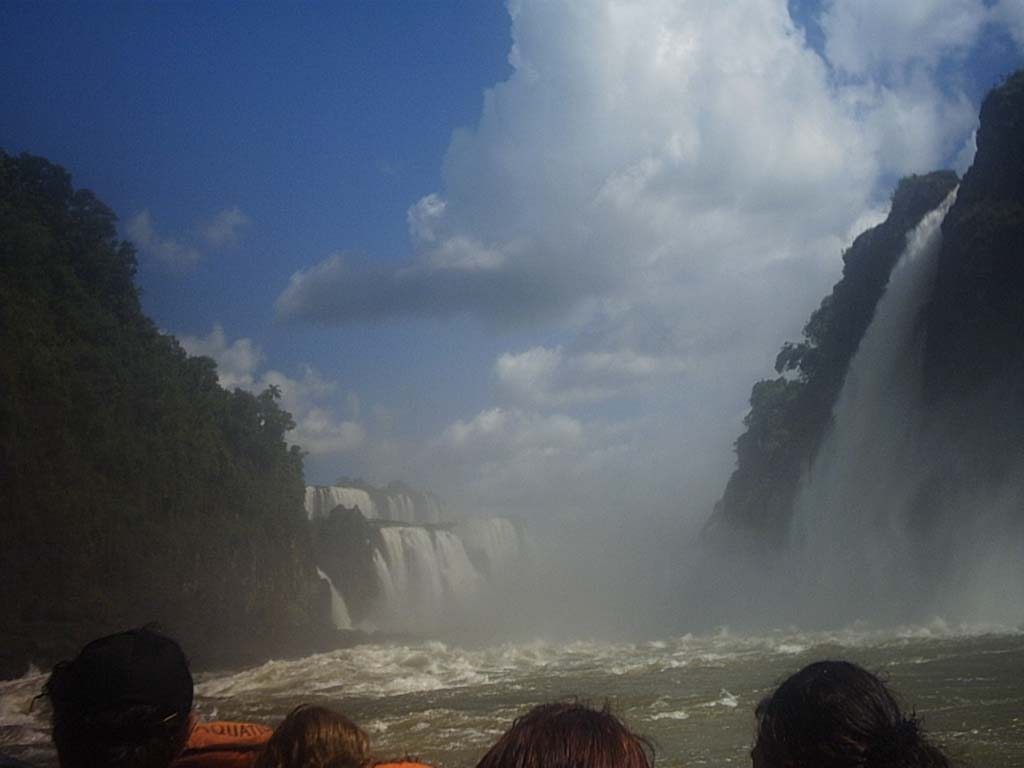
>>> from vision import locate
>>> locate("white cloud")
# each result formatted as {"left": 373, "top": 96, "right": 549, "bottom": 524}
{"left": 277, "top": 0, "right": 883, "bottom": 330}
{"left": 953, "top": 127, "right": 978, "bottom": 174}
{"left": 178, "top": 324, "right": 263, "bottom": 390}
{"left": 273, "top": 0, "right": 1020, "bottom": 519}
{"left": 426, "top": 235, "right": 506, "bottom": 271}
{"left": 496, "top": 345, "right": 690, "bottom": 407}
{"left": 202, "top": 206, "right": 251, "bottom": 247}
{"left": 177, "top": 324, "right": 366, "bottom": 457}
{"left": 821, "top": 0, "right": 989, "bottom": 76}
{"left": 843, "top": 73, "right": 979, "bottom": 177}
{"left": 407, "top": 193, "right": 447, "bottom": 243}
{"left": 434, "top": 407, "right": 629, "bottom": 516}
{"left": 994, "top": 0, "right": 1024, "bottom": 48}
{"left": 278, "top": 0, "right": 992, "bottom": 337}
{"left": 125, "top": 210, "right": 201, "bottom": 271}
{"left": 125, "top": 206, "right": 251, "bottom": 270}
{"left": 441, "top": 407, "right": 582, "bottom": 453}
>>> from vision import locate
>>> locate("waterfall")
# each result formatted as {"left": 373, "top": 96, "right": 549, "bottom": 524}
{"left": 306, "top": 486, "right": 378, "bottom": 520}
{"left": 455, "top": 518, "right": 523, "bottom": 578}
{"left": 421, "top": 493, "right": 443, "bottom": 524}
{"left": 305, "top": 482, "right": 445, "bottom": 523}
{"left": 307, "top": 480, "right": 528, "bottom": 632}
{"left": 368, "top": 526, "right": 484, "bottom": 631}
{"left": 789, "top": 191, "right": 958, "bottom": 622}
{"left": 385, "top": 493, "right": 416, "bottom": 523}
{"left": 315, "top": 567, "right": 353, "bottom": 630}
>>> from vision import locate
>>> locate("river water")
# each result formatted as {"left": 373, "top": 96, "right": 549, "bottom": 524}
{"left": 3, "top": 622, "right": 1022, "bottom": 767}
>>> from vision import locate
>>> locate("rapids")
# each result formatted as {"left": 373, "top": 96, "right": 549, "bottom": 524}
{"left": 2, "top": 624, "right": 1022, "bottom": 767}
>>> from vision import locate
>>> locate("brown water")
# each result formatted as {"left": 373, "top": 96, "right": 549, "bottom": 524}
{"left": 3, "top": 623, "right": 1022, "bottom": 767}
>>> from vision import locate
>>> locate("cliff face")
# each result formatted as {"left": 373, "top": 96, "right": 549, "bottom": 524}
{"left": 707, "top": 171, "right": 959, "bottom": 544}
{"left": 0, "top": 152, "right": 333, "bottom": 676}
{"left": 925, "top": 72, "right": 1024, "bottom": 407}
{"left": 312, "top": 506, "right": 382, "bottom": 623}
{"left": 915, "top": 71, "right": 1024, "bottom": 500}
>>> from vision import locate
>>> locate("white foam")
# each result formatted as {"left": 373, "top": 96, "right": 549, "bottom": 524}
{"left": 188, "top": 621, "right": 1024, "bottom": 707}
{"left": 649, "top": 710, "right": 691, "bottom": 721}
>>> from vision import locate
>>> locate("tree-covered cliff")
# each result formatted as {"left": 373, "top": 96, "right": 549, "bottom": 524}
{"left": 706, "top": 171, "right": 959, "bottom": 545}
{"left": 0, "top": 152, "right": 330, "bottom": 675}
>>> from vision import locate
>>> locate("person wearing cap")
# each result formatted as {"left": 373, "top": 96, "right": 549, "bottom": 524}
{"left": 44, "top": 628, "right": 272, "bottom": 768}
{"left": 44, "top": 627, "right": 197, "bottom": 768}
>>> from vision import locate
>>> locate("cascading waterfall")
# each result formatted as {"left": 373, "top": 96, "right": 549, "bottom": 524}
{"left": 421, "top": 495, "right": 443, "bottom": 524}
{"left": 456, "top": 518, "right": 524, "bottom": 578}
{"left": 789, "top": 190, "right": 959, "bottom": 622}
{"left": 368, "top": 527, "right": 485, "bottom": 631}
{"left": 305, "top": 482, "right": 444, "bottom": 523}
{"left": 306, "top": 486, "right": 378, "bottom": 520}
{"left": 315, "top": 567, "right": 353, "bottom": 630}
{"left": 307, "top": 481, "right": 527, "bottom": 632}
{"left": 385, "top": 494, "right": 416, "bottom": 523}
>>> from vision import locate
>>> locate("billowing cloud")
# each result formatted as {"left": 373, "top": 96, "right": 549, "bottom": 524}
{"left": 275, "top": 251, "right": 574, "bottom": 326}
{"left": 125, "top": 206, "right": 251, "bottom": 270}
{"left": 202, "top": 206, "right": 251, "bottom": 247}
{"left": 276, "top": 0, "right": 1003, "bottom": 337}
{"left": 272, "top": 1, "right": 1021, "bottom": 520}
{"left": 260, "top": 367, "right": 366, "bottom": 455}
{"left": 125, "top": 210, "right": 201, "bottom": 271}
{"left": 821, "top": 0, "right": 989, "bottom": 75}
{"left": 178, "top": 324, "right": 263, "bottom": 390}
{"left": 995, "top": 0, "right": 1024, "bottom": 48}
{"left": 496, "top": 345, "right": 690, "bottom": 407}
{"left": 177, "top": 324, "right": 365, "bottom": 457}
{"left": 433, "top": 407, "right": 628, "bottom": 516}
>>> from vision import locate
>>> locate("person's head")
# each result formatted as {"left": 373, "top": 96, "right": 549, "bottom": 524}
{"left": 474, "top": 701, "right": 653, "bottom": 768}
{"left": 255, "top": 705, "right": 369, "bottom": 768}
{"left": 753, "top": 660, "right": 952, "bottom": 768}
{"left": 44, "top": 628, "right": 194, "bottom": 768}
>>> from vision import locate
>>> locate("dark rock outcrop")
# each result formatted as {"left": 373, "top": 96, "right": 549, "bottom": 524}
{"left": 925, "top": 72, "right": 1024, "bottom": 404}
{"left": 311, "top": 506, "right": 383, "bottom": 623}
{"left": 918, "top": 71, "right": 1024, "bottom": 495}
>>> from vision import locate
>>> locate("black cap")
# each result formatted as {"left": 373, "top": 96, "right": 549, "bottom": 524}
{"left": 49, "top": 628, "right": 193, "bottom": 720}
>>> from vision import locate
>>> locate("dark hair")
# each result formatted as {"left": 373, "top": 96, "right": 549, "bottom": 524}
{"left": 44, "top": 628, "right": 194, "bottom": 768}
{"left": 474, "top": 701, "right": 654, "bottom": 768}
{"left": 753, "top": 660, "right": 952, "bottom": 768}
{"left": 255, "top": 705, "right": 370, "bottom": 768}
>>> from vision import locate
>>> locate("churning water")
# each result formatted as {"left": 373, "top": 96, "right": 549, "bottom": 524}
{"left": 3, "top": 623, "right": 1023, "bottom": 767}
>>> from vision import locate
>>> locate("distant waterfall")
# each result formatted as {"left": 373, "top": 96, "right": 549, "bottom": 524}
{"left": 308, "top": 480, "right": 528, "bottom": 632}
{"left": 306, "top": 486, "right": 378, "bottom": 520}
{"left": 316, "top": 567, "right": 353, "bottom": 630}
{"left": 305, "top": 482, "right": 444, "bottom": 523}
{"left": 369, "top": 527, "right": 484, "bottom": 631}
{"left": 456, "top": 518, "right": 523, "bottom": 578}
{"left": 790, "top": 191, "right": 958, "bottom": 621}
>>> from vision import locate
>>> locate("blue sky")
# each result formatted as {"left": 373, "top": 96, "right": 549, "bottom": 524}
{"left": 3, "top": 1, "right": 1022, "bottom": 522}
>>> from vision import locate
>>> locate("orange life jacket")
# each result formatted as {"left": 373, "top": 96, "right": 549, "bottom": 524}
{"left": 173, "top": 721, "right": 273, "bottom": 768}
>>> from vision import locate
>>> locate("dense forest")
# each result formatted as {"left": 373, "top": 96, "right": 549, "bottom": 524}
{"left": 708, "top": 70, "right": 1024, "bottom": 547}
{"left": 0, "top": 152, "right": 333, "bottom": 676}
